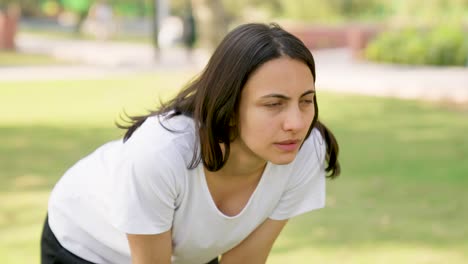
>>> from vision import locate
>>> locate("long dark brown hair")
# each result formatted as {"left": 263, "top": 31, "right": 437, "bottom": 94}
{"left": 118, "top": 23, "right": 340, "bottom": 178}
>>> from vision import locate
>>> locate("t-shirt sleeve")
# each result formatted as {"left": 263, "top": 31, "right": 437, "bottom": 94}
{"left": 269, "top": 129, "right": 327, "bottom": 220}
{"left": 108, "top": 120, "right": 180, "bottom": 235}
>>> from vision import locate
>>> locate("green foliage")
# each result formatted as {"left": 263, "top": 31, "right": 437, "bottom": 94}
{"left": 60, "top": 0, "right": 91, "bottom": 13}
{"left": 390, "top": 0, "right": 468, "bottom": 25}
{"left": 111, "top": 0, "right": 148, "bottom": 17}
{"left": 221, "top": 0, "right": 391, "bottom": 23}
{"left": 283, "top": 0, "right": 390, "bottom": 21}
{"left": 5, "top": 0, "right": 467, "bottom": 25}
{"left": 427, "top": 26, "right": 468, "bottom": 65}
{"left": 278, "top": 0, "right": 338, "bottom": 21}
{"left": 0, "top": 0, "right": 37, "bottom": 16}
{"left": 365, "top": 25, "right": 468, "bottom": 66}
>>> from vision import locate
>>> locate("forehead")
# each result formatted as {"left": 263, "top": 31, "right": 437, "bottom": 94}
{"left": 243, "top": 57, "right": 315, "bottom": 97}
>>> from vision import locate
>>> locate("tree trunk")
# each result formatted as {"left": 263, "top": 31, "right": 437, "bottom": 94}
{"left": 191, "top": 0, "right": 228, "bottom": 49}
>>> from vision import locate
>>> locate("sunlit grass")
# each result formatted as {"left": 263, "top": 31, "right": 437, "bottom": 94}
{"left": 0, "top": 51, "right": 67, "bottom": 66}
{"left": 1, "top": 74, "right": 467, "bottom": 263}
{"left": 1, "top": 72, "right": 193, "bottom": 126}
{"left": 269, "top": 245, "right": 468, "bottom": 264}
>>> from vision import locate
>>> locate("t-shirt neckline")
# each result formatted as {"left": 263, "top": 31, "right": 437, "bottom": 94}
{"left": 198, "top": 162, "right": 271, "bottom": 220}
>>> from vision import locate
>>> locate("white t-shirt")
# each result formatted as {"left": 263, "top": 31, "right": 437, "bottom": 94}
{"left": 48, "top": 114, "right": 326, "bottom": 264}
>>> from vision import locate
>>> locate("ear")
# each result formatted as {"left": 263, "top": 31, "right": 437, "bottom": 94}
{"left": 228, "top": 112, "right": 238, "bottom": 127}
{"left": 228, "top": 115, "right": 238, "bottom": 141}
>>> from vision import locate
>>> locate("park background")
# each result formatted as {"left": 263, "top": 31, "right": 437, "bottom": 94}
{"left": 1, "top": 0, "right": 468, "bottom": 263}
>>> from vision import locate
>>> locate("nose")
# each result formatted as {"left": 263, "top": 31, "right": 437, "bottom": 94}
{"left": 282, "top": 106, "right": 306, "bottom": 132}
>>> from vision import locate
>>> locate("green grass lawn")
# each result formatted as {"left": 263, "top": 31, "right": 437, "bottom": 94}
{"left": 1, "top": 74, "right": 467, "bottom": 263}
{"left": 0, "top": 51, "right": 68, "bottom": 66}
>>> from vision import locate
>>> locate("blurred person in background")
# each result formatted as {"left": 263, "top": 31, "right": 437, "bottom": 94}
{"left": 158, "top": 16, "right": 184, "bottom": 49}
{"left": 40, "top": 23, "right": 340, "bottom": 264}
{"left": 182, "top": 1, "right": 197, "bottom": 62}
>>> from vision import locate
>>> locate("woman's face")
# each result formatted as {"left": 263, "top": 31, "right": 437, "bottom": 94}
{"left": 235, "top": 56, "right": 316, "bottom": 165}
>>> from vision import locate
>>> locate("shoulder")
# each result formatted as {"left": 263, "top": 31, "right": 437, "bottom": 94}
{"left": 127, "top": 113, "right": 194, "bottom": 142}
{"left": 123, "top": 114, "right": 195, "bottom": 157}
{"left": 120, "top": 114, "right": 197, "bottom": 177}
{"left": 114, "top": 114, "right": 196, "bottom": 200}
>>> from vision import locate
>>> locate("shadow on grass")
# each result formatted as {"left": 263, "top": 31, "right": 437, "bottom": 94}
{"left": 0, "top": 125, "right": 121, "bottom": 192}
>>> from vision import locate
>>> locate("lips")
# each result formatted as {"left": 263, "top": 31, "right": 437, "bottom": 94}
{"left": 274, "top": 139, "right": 301, "bottom": 152}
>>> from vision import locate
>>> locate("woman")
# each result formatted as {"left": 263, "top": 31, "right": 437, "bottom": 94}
{"left": 41, "top": 23, "right": 340, "bottom": 264}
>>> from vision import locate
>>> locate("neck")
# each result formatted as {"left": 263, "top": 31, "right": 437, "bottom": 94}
{"left": 210, "top": 140, "right": 267, "bottom": 179}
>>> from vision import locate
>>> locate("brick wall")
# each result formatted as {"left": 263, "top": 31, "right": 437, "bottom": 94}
{"left": 287, "top": 24, "right": 381, "bottom": 58}
{"left": 0, "top": 7, "right": 20, "bottom": 50}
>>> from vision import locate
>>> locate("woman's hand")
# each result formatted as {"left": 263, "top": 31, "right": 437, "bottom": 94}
{"left": 127, "top": 230, "right": 172, "bottom": 264}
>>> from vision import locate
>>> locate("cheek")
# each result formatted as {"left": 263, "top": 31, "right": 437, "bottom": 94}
{"left": 241, "top": 118, "right": 269, "bottom": 138}
{"left": 239, "top": 112, "right": 275, "bottom": 143}
{"left": 310, "top": 108, "right": 317, "bottom": 123}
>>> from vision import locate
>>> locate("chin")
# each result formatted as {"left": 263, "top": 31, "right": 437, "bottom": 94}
{"left": 269, "top": 155, "right": 297, "bottom": 165}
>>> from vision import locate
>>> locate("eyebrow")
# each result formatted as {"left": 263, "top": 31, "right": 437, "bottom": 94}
{"left": 260, "top": 90, "right": 315, "bottom": 100}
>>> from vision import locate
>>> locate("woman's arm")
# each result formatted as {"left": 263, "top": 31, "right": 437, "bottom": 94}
{"left": 127, "top": 230, "right": 172, "bottom": 264}
{"left": 220, "top": 218, "right": 288, "bottom": 264}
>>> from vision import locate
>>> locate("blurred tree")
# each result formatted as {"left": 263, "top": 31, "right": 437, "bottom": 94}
{"left": 136, "top": 0, "right": 146, "bottom": 16}
{"left": 0, "top": 0, "right": 39, "bottom": 17}
{"left": 390, "top": 0, "right": 468, "bottom": 26}
{"left": 191, "top": 0, "right": 228, "bottom": 48}
{"left": 41, "top": 0, "right": 61, "bottom": 17}
{"left": 219, "top": 0, "right": 390, "bottom": 24}
{"left": 2, "top": 0, "right": 467, "bottom": 24}
{"left": 60, "top": 0, "right": 91, "bottom": 32}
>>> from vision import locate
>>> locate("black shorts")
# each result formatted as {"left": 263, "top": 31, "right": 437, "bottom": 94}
{"left": 41, "top": 215, "right": 95, "bottom": 264}
{"left": 40, "top": 215, "right": 219, "bottom": 264}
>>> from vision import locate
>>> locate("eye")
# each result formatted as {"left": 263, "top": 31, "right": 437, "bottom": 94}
{"left": 265, "top": 102, "right": 283, "bottom": 107}
{"left": 300, "top": 99, "right": 314, "bottom": 105}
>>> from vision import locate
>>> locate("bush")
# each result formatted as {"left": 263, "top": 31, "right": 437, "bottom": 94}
{"left": 365, "top": 25, "right": 468, "bottom": 66}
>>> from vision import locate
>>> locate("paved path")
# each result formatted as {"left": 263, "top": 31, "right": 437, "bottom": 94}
{"left": 313, "top": 49, "right": 468, "bottom": 103}
{"left": 2, "top": 33, "right": 468, "bottom": 103}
